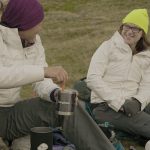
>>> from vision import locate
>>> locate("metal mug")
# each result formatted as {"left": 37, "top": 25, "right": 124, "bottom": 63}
{"left": 30, "top": 127, "right": 53, "bottom": 150}
{"left": 56, "top": 89, "right": 77, "bottom": 116}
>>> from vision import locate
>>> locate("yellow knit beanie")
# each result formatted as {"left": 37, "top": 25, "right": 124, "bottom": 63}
{"left": 122, "top": 9, "right": 149, "bottom": 34}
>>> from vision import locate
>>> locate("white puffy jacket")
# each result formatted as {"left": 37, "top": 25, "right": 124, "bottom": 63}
{"left": 87, "top": 31, "right": 150, "bottom": 112}
{"left": 0, "top": 25, "right": 58, "bottom": 107}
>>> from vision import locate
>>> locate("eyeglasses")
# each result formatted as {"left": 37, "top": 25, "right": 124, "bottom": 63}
{"left": 122, "top": 24, "right": 141, "bottom": 33}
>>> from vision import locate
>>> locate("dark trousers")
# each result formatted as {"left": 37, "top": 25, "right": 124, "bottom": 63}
{"left": 92, "top": 102, "right": 150, "bottom": 139}
{"left": 0, "top": 97, "right": 57, "bottom": 141}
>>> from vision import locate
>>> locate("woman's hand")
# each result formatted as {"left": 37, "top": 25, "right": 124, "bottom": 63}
{"left": 44, "top": 66, "right": 68, "bottom": 86}
{"left": 121, "top": 98, "right": 141, "bottom": 117}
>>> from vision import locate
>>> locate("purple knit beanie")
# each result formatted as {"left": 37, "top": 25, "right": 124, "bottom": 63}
{"left": 1, "top": 0, "right": 44, "bottom": 31}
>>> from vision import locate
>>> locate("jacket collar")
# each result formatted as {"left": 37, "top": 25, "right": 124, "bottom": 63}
{"left": 0, "top": 25, "right": 23, "bottom": 49}
{"left": 111, "top": 31, "right": 131, "bottom": 51}
{"left": 111, "top": 31, "right": 150, "bottom": 57}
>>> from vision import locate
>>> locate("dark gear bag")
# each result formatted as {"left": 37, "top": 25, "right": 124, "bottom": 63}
{"left": 73, "top": 77, "right": 91, "bottom": 102}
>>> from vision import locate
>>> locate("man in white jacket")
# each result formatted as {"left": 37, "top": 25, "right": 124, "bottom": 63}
{"left": 87, "top": 8, "right": 150, "bottom": 142}
{"left": 0, "top": 0, "right": 68, "bottom": 147}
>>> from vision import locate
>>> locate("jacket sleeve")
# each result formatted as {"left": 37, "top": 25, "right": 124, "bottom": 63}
{"left": 0, "top": 66, "right": 44, "bottom": 88}
{"left": 32, "top": 35, "right": 59, "bottom": 101}
{"left": 0, "top": 32, "right": 44, "bottom": 88}
{"left": 133, "top": 65, "right": 150, "bottom": 110}
{"left": 86, "top": 42, "right": 123, "bottom": 111}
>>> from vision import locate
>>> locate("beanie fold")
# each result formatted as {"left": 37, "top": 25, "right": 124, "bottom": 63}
{"left": 1, "top": 0, "right": 44, "bottom": 31}
{"left": 122, "top": 9, "right": 149, "bottom": 34}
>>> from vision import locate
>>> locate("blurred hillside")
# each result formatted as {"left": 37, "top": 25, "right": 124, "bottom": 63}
{"left": 22, "top": 0, "right": 150, "bottom": 94}
{"left": 40, "top": 0, "right": 150, "bottom": 86}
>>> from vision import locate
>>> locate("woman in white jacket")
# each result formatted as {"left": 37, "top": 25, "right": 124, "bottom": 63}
{"left": 87, "top": 9, "right": 150, "bottom": 141}
{"left": 0, "top": 0, "right": 68, "bottom": 147}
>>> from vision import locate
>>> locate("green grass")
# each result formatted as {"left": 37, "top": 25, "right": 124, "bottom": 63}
{"left": 40, "top": 0, "right": 150, "bottom": 86}
{"left": 21, "top": 1, "right": 150, "bottom": 149}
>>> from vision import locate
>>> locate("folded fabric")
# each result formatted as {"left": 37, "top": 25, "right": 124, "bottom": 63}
{"left": 52, "top": 127, "right": 76, "bottom": 149}
{"left": 53, "top": 144, "right": 75, "bottom": 150}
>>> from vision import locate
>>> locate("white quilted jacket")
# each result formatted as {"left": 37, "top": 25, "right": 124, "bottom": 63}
{"left": 0, "top": 25, "right": 58, "bottom": 107}
{"left": 87, "top": 31, "right": 150, "bottom": 112}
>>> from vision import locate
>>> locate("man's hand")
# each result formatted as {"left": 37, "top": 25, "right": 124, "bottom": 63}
{"left": 50, "top": 88, "right": 61, "bottom": 103}
{"left": 121, "top": 98, "right": 141, "bottom": 117}
{"left": 44, "top": 66, "right": 68, "bottom": 86}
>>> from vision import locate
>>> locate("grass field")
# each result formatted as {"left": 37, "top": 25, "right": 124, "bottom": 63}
{"left": 21, "top": 1, "right": 150, "bottom": 149}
